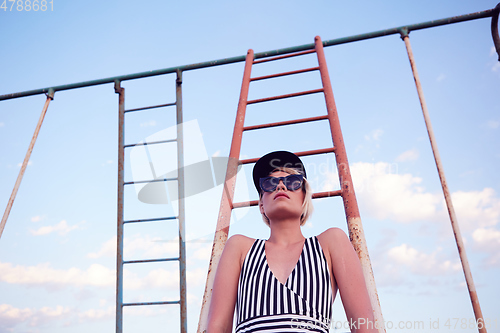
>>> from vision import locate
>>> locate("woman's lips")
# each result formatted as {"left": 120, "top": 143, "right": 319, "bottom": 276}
{"left": 274, "top": 192, "right": 289, "bottom": 199}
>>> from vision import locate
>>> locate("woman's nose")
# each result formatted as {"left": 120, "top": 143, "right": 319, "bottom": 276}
{"left": 276, "top": 180, "right": 286, "bottom": 191}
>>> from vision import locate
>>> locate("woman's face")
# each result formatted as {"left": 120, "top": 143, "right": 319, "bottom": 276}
{"left": 259, "top": 171, "right": 305, "bottom": 224}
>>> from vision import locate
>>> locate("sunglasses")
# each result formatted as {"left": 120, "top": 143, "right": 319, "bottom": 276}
{"left": 259, "top": 174, "right": 304, "bottom": 193}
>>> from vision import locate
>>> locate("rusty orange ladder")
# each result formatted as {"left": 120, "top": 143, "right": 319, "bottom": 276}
{"left": 197, "top": 36, "right": 385, "bottom": 333}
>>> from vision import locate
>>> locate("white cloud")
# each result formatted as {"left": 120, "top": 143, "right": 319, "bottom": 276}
{"left": 395, "top": 149, "right": 419, "bottom": 162}
{"left": 87, "top": 236, "right": 116, "bottom": 258}
{"left": 29, "top": 220, "right": 81, "bottom": 236}
{"left": 87, "top": 234, "right": 179, "bottom": 259}
{"left": 0, "top": 304, "right": 71, "bottom": 330}
{"left": 451, "top": 188, "right": 500, "bottom": 232}
{"left": 31, "top": 215, "right": 43, "bottom": 222}
{"left": 0, "top": 262, "right": 115, "bottom": 291}
{"left": 77, "top": 306, "right": 114, "bottom": 322}
{"left": 342, "top": 162, "right": 441, "bottom": 223}
{"left": 436, "top": 73, "right": 446, "bottom": 82}
{"left": 364, "top": 129, "right": 384, "bottom": 141}
{"left": 472, "top": 227, "right": 500, "bottom": 266}
{"left": 490, "top": 47, "right": 500, "bottom": 72}
{"left": 17, "top": 160, "right": 32, "bottom": 167}
{"left": 191, "top": 243, "right": 212, "bottom": 261}
{"left": 0, "top": 303, "right": 32, "bottom": 330}
{"left": 492, "top": 62, "right": 500, "bottom": 72}
{"left": 387, "top": 244, "right": 461, "bottom": 276}
{"left": 322, "top": 162, "right": 500, "bottom": 227}
{"left": 0, "top": 122, "right": 4, "bottom": 127}
{"left": 140, "top": 120, "right": 157, "bottom": 127}
{"left": 0, "top": 258, "right": 205, "bottom": 294}
{"left": 487, "top": 120, "right": 499, "bottom": 129}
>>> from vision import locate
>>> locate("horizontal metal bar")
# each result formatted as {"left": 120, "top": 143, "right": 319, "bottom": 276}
{"left": 243, "top": 115, "right": 328, "bottom": 131}
{"left": 1, "top": 6, "right": 495, "bottom": 101}
{"left": 247, "top": 88, "right": 324, "bottom": 105}
{"left": 250, "top": 67, "right": 319, "bottom": 82}
{"left": 124, "top": 102, "right": 176, "bottom": 113}
{"left": 240, "top": 147, "right": 336, "bottom": 165}
{"left": 233, "top": 200, "right": 258, "bottom": 208}
{"left": 123, "top": 301, "right": 180, "bottom": 307}
{"left": 123, "top": 216, "right": 178, "bottom": 224}
{"left": 123, "top": 257, "right": 179, "bottom": 264}
{"left": 124, "top": 177, "right": 177, "bottom": 185}
{"left": 313, "top": 190, "right": 342, "bottom": 199}
{"left": 124, "top": 138, "right": 177, "bottom": 148}
{"left": 253, "top": 50, "right": 316, "bottom": 64}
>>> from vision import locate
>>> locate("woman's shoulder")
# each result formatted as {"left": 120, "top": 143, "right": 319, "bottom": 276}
{"left": 317, "top": 227, "right": 349, "bottom": 241}
{"left": 316, "top": 227, "right": 353, "bottom": 252}
{"left": 226, "top": 234, "right": 256, "bottom": 246}
{"left": 225, "top": 234, "right": 257, "bottom": 261}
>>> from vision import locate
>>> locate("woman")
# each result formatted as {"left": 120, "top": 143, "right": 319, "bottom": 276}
{"left": 207, "top": 151, "right": 376, "bottom": 332}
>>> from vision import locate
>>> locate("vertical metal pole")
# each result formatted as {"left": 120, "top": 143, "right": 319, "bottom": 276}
{"left": 197, "top": 49, "right": 254, "bottom": 333}
{"left": 400, "top": 30, "right": 487, "bottom": 333}
{"left": 115, "top": 80, "right": 125, "bottom": 333}
{"left": 0, "top": 89, "right": 54, "bottom": 239}
{"left": 176, "top": 70, "right": 188, "bottom": 333}
{"left": 314, "top": 36, "right": 385, "bottom": 333}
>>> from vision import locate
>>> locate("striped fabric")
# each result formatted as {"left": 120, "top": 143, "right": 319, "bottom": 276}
{"left": 236, "top": 236, "right": 333, "bottom": 333}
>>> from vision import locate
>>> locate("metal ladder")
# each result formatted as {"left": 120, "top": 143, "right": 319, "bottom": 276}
{"left": 114, "top": 71, "right": 187, "bottom": 333}
{"left": 197, "top": 36, "right": 385, "bottom": 333}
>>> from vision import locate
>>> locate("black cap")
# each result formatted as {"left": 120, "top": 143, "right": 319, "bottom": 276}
{"left": 252, "top": 151, "right": 306, "bottom": 193}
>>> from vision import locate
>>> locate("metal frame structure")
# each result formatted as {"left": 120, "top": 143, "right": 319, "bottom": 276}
{"left": 0, "top": 3, "right": 499, "bottom": 333}
{"left": 197, "top": 36, "right": 386, "bottom": 332}
{"left": 113, "top": 71, "right": 188, "bottom": 333}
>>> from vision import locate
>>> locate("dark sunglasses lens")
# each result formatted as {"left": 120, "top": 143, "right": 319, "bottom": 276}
{"left": 260, "top": 177, "right": 278, "bottom": 192}
{"left": 260, "top": 175, "right": 303, "bottom": 192}
{"left": 285, "top": 175, "right": 303, "bottom": 190}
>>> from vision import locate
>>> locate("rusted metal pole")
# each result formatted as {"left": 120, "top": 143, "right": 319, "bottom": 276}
{"left": 176, "top": 70, "right": 188, "bottom": 333}
{"left": 0, "top": 89, "right": 54, "bottom": 240}
{"left": 2, "top": 3, "right": 497, "bottom": 102}
{"left": 400, "top": 30, "right": 487, "bottom": 333}
{"left": 492, "top": 3, "right": 500, "bottom": 61}
{"left": 197, "top": 49, "right": 254, "bottom": 333}
{"left": 114, "top": 81, "right": 125, "bottom": 333}
{"left": 314, "top": 36, "right": 385, "bottom": 333}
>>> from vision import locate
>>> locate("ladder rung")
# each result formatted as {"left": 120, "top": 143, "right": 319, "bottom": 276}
{"left": 243, "top": 115, "right": 328, "bottom": 132}
{"left": 124, "top": 102, "right": 176, "bottom": 113}
{"left": 233, "top": 200, "right": 258, "bottom": 208}
{"left": 253, "top": 49, "right": 316, "bottom": 64}
{"left": 250, "top": 67, "right": 319, "bottom": 82}
{"left": 231, "top": 190, "right": 342, "bottom": 209}
{"left": 124, "top": 138, "right": 177, "bottom": 148}
{"left": 123, "top": 300, "right": 180, "bottom": 307}
{"left": 247, "top": 88, "right": 324, "bottom": 105}
{"left": 313, "top": 190, "right": 342, "bottom": 199}
{"left": 124, "top": 177, "right": 177, "bottom": 185}
{"left": 124, "top": 257, "right": 179, "bottom": 264}
{"left": 240, "top": 147, "right": 336, "bottom": 165}
{"left": 123, "top": 216, "right": 178, "bottom": 224}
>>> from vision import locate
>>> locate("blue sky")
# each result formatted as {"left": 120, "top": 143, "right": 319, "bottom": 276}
{"left": 1, "top": 1, "right": 499, "bottom": 332}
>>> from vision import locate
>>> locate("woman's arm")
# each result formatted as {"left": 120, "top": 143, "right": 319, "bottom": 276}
{"left": 323, "top": 227, "right": 377, "bottom": 333}
{"left": 206, "top": 234, "right": 252, "bottom": 333}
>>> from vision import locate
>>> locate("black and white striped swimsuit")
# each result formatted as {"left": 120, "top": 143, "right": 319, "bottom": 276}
{"left": 236, "top": 236, "right": 333, "bottom": 333}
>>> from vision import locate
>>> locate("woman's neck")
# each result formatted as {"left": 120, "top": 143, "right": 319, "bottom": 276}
{"left": 267, "top": 218, "right": 305, "bottom": 245}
